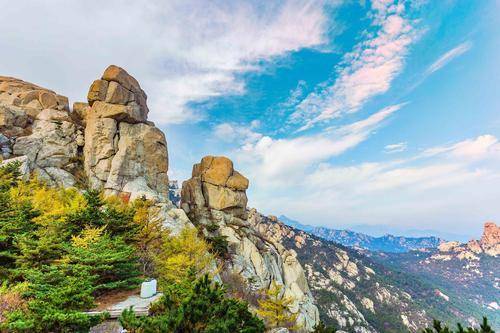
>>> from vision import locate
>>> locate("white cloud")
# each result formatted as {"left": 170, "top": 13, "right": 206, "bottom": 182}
{"left": 425, "top": 41, "right": 472, "bottom": 75}
{"left": 384, "top": 142, "right": 407, "bottom": 153}
{"left": 422, "top": 134, "right": 500, "bottom": 160}
{"left": 0, "top": 0, "right": 331, "bottom": 125}
{"left": 289, "top": 0, "right": 419, "bottom": 130}
{"left": 248, "top": 134, "right": 500, "bottom": 235}
{"left": 214, "top": 123, "right": 263, "bottom": 145}
{"left": 236, "top": 103, "right": 401, "bottom": 187}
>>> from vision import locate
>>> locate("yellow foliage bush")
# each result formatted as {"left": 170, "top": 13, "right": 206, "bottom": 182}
{"left": 131, "top": 199, "right": 167, "bottom": 274}
{"left": 256, "top": 281, "right": 299, "bottom": 331}
{"left": 71, "top": 226, "right": 106, "bottom": 249}
{"left": 154, "top": 227, "right": 214, "bottom": 286}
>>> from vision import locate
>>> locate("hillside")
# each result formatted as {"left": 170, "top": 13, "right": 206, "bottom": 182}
{"left": 371, "top": 223, "right": 500, "bottom": 330}
{"left": 279, "top": 216, "right": 443, "bottom": 253}
{"left": 254, "top": 215, "right": 499, "bottom": 332}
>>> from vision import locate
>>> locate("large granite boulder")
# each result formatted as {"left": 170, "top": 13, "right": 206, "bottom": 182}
{"left": 182, "top": 156, "right": 248, "bottom": 218}
{"left": 82, "top": 65, "right": 169, "bottom": 200}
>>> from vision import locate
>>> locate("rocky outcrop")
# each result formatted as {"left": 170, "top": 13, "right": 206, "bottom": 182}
{"left": 480, "top": 222, "right": 500, "bottom": 256}
{"left": 0, "top": 66, "right": 168, "bottom": 196}
{"left": 81, "top": 66, "right": 169, "bottom": 200}
{"left": 0, "top": 76, "right": 78, "bottom": 186}
{"left": 434, "top": 222, "right": 499, "bottom": 260}
{"left": 181, "top": 156, "right": 248, "bottom": 218}
{"left": 181, "top": 156, "right": 319, "bottom": 331}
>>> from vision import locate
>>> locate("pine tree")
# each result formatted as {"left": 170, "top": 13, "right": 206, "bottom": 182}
{"left": 422, "top": 317, "right": 495, "bottom": 333}
{"left": 119, "top": 274, "right": 265, "bottom": 333}
{"left": 313, "top": 321, "right": 337, "bottom": 333}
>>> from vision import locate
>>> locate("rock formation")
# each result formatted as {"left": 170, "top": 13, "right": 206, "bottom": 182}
{"left": 0, "top": 66, "right": 169, "bottom": 198}
{"left": 82, "top": 65, "right": 169, "bottom": 200}
{"left": 181, "top": 156, "right": 319, "bottom": 331}
{"left": 435, "top": 222, "right": 499, "bottom": 260}
{"left": 0, "top": 76, "right": 79, "bottom": 186}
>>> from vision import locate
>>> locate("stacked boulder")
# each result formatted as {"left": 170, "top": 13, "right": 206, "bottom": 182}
{"left": 81, "top": 65, "right": 169, "bottom": 200}
{"left": 0, "top": 76, "right": 79, "bottom": 186}
{"left": 181, "top": 156, "right": 319, "bottom": 331}
{"left": 181, "top": 156, "right": 248, "bottom": 218}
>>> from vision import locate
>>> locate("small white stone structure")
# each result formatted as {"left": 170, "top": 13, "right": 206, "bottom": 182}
{"left": 140, "top": 279, "right": 157, "bottom": 298}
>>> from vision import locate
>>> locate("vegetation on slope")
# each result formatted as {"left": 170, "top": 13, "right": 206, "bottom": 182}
{"left": 0, "top": 162, "right": 263, "bottom": 333}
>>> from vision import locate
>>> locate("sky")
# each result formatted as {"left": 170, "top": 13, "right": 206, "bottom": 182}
{"left": 1, "top": 0, "right": 499, "bottom": 238}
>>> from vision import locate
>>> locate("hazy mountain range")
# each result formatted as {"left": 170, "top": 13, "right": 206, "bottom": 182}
{"left": 279, "top": 215, "right": 444, "bottom": 253}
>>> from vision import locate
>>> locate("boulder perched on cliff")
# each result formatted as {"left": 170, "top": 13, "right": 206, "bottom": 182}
{"left": 182, "top": 156, "right": 248, "bottom": 218}
{"left": 82, "top": 65, "right": 168, "bottom": 200}
{"left": 181, "top": 156, "right": 319, "bottom": 331}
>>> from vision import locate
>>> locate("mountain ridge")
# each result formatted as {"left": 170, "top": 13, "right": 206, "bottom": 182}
{"left": 279, "top": 215, "right": 443, "bottom": 253}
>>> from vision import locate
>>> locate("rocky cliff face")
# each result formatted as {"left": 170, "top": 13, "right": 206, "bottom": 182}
{"left": 372, "top": 222, "right": 500, "bottom": 330}
{"left": 181, "top": 156, "right": 319, "bottom": 331}
{"left": 1, "top": 67, "right": 319, "bottom": 331}
{"left": 252, "top": 216, "right": 434, "bottom": 333}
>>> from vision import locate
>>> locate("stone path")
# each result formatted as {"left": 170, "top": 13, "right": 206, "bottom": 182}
{"left": 87, "top": 292, "right": 163, "bottom": 333}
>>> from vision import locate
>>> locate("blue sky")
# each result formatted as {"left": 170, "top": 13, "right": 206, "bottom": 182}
{"left": 1, "top": 0, "right": 499, "bottom": 238}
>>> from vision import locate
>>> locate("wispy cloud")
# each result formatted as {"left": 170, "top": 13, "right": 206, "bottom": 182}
{"left": 384, "top": 142, "right": 407, "bottom": 153}
{"left": 0, "top": 0, "right": 332, "bottom": 125}
{"left": 289, "top": 0, "right": 419, "bottom": 131}
{"left": 214, "top": 122, "right": 263, "bottom": 145}
{"left": 235, "top": 103, "right": 402, "bottom": 188}
{"left": 425, "top": 41, "right": 472, "bottom": 75}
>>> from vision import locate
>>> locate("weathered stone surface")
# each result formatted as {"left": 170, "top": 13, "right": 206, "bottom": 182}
{"left": 90, "top": 101, "right": 145, "bottom": 123}
{"left": 105, "top": 81, "right": 133, "bottom": 105}
{"left": 36, "top": 108, "right": 72, "bottom": 122}
{"left": 182, "top": 155, "right": 248, "bottom": 217}
{"left": 100, "top": 65, "right": 149, "bottom": 119}
{"left": 0, "top": 104, "right": 32, "bottom": 137}
{"left": 104, "top": 122, "right": 168, "bottom": 197}
{"left": 84, "top": 115, "right": 117, "bottom": 187}
{"left": 72, "top": 101, "right": 89, "bottom": 125}
{"left": 38, "top": 166, "right": 77, "bottom": 188}
{"left": 181, "top": 177, "right": 205, "bottom": 211}
{"left": 38, "top": 91, "right": 58, "bottom": 109}
{"left": 0, "top": 76, "right": 69, "bottom": 112}
{"left": 202, "top": 182, "right": 247, "bottom": 211}
{"left": 0, "top": 133, "right": 11, "bottom": 158}
{"left": 102, "top": 65, "right": 141, "bottom": 92}
{"left": 87, "top": 79, "right": 108, "bottom": 105}
{"left": 200, "top": 156, "right": 233, "bottom": 186}
{"left": 9, "top": 120, "right": 77, "bottom": 187}
{"left": 83, "top": 65, "right": 169, "bottom": 199}
{"left": 226, "top": 170, "right": 249, "bottom": 190}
